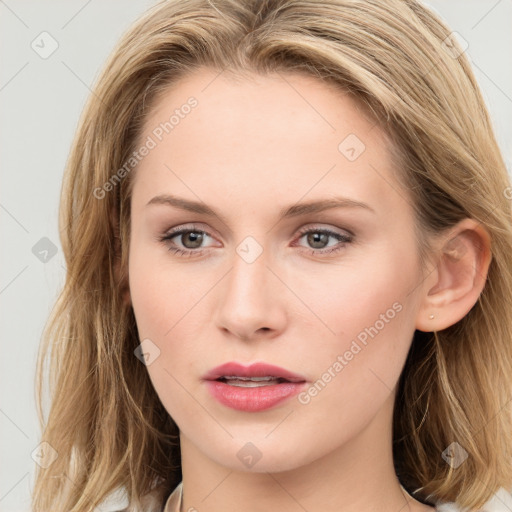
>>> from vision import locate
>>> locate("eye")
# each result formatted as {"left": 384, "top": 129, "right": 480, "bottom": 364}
{"left": 158, "top": 224, "right": 217, "bottom": 258}
{"left": 157, "top": 224, "right": 353, "bottom": 258}
{"left": 293, "top": 226, "right": 353, "bottom": 255}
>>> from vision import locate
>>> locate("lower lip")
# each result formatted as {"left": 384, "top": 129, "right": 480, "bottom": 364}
{"left": 205, "top": 380, "right": 306, "bottom": 412}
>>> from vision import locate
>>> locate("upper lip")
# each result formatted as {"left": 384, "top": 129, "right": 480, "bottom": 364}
{"left": 203, "top": 362, "right": 306, "bottom": 383}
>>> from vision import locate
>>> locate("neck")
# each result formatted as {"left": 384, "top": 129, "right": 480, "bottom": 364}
{"left": 178, "top": 391, "right": 434, "bottom": 512}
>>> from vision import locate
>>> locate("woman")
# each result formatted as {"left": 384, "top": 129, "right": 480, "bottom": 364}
{"left": 32, "top": 1, "right": 512, "bottom": 511}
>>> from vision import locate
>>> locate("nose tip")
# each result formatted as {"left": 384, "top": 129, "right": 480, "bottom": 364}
{"left": 214, "top": 254, "right": 286, "bottom": 342}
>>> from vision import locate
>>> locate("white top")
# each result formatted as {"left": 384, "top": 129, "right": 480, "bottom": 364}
{"left": 104, "top": 481, "right": 512, "bottom": 511}
{"left": 161, "top": 482, "right": 512, "bottom": 512}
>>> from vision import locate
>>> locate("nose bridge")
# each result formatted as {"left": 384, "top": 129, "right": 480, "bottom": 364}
{"left": 215, "top": 236, "right": 284, "bottom": 339}
{"left": 225, "top": 241, "right": 271, "bottom": 311}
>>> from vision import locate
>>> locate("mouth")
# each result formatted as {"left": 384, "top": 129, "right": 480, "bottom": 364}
{"left": 214, "top": 376, "right": 303, "bottom": 387}
{"left": 203, "top": 362, "right": 307, "bottom": 412}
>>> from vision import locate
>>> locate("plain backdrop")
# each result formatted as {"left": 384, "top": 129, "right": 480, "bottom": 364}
{"left": 1, "top": 1, "right": 511, "bottom": 511}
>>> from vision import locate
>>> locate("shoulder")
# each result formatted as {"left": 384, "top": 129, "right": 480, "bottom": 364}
{"left": 435, "top": 487, "right": 512, "bottom": 512}
{"left": 98, "top": 485, "right": 166, "bottom": 512}
{"left": 106, "top": 484, "right": 512, "bottom": 512}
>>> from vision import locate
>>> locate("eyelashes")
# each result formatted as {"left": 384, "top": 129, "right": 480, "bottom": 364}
{"left": 157, "top": 223, "right": 354, "bottom": 258}
{"left": 291, "top": 226, "right": 353, "bottom": 256}
{"left": 159, "top": 225, "right": 213, "bottom": 257}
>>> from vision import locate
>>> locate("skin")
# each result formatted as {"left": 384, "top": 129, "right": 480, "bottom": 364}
{"left": 127, "top": 67, "right": 491, "bottom": 512}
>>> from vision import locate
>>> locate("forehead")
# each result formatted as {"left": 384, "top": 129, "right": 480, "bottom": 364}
{"left": 131, "top": 67, "right": 405, "bottom": 219}
{"left": 142, "top": 67, "right": 380, "bottom": 147}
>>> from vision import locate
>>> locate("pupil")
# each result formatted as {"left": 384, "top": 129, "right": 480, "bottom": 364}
{"left": 308, "top": 232, "right": 328, "bottom": 249}
{"left": 183, "top": 232, "right": 203, "bottom": 248}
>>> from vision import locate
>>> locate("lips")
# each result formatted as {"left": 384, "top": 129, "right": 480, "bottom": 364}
{"left": 202, "top": 362, "right": 306, "bottom": 383}
{"left": 202, "top": 362, "right": 307, "bottom": 412}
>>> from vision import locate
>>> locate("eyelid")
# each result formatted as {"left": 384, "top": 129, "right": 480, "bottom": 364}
{"left": 160, "top": 223, "right": 219, "bottom": 245}
{"left": 295, "top": 223, "right": 354, "bottom": 239}
{"left": 162, "top": 222, "right": 215, "bottom": 236}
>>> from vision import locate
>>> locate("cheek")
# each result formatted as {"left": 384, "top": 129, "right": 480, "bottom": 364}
{"left": 128, "top": 236, "right": 202, "bottom": 340}
{"left": 128, "top": 266, "right": 171, "bottom": 341}
{"left": 294, "top": 244, "right": 419, "bottom": 404}
{"left": 128, "top": 248, "right": 205, "bottom": 424}
{"left": 128, "top": 241, "right": 216, "bottom": 381}
{"left": 296, "top": 244, "right": 418, "bottom": 349}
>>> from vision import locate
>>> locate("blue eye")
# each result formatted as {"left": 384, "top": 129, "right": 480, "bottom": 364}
{"left": 158, "top": 224, "right": 353, "bottom": 258}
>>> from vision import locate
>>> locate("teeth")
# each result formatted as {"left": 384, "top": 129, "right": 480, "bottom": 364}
{"left": 223, "top": 376, "right": 278, "bottom": 381}
{"left": 220, "top": 376, "right": 283, "bottom": 387}
{"left": 224, "top": 379, "right": 279, "bottom": 388}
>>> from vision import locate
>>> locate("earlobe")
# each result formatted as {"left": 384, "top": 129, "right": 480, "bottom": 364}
{"left": 415, "top": 219, "right": 492, "bottom": 332}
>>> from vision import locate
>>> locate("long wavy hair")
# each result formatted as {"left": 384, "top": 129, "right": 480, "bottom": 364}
{"left": 31, "top": 0, "right": 512, "bottom": 510}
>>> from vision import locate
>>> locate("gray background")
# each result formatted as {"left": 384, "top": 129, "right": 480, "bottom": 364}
{"left": 1, "top": 1, "right": 511, "bottom": 510}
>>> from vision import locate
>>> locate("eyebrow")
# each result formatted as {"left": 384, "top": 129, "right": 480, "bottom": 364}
{"left": 146, "top": 194, "right": 375, "bottom": 223}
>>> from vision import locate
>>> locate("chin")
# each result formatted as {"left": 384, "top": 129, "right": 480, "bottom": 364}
{"left": 200, "top": 434, "right": 317, "bottom": 474}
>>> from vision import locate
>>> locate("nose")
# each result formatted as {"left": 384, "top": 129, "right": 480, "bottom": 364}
{"left": 214, "top": 244, "right": 287, "bottom": 342}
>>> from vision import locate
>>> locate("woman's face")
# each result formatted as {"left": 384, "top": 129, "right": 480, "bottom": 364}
{"left": 128, "top": 67, "right": 430, "bottom": 473}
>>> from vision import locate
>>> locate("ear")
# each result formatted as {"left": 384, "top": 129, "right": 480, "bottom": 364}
{"left": 110, "top": 203, "right": 131, "bottom": 307}
{"left": 415, "top": 218, "right": 492, "bottom": 332}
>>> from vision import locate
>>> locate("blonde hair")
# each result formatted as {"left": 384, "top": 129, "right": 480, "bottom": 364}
{"left": 32, "top": 0, "right": 512, "bottom": 511}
